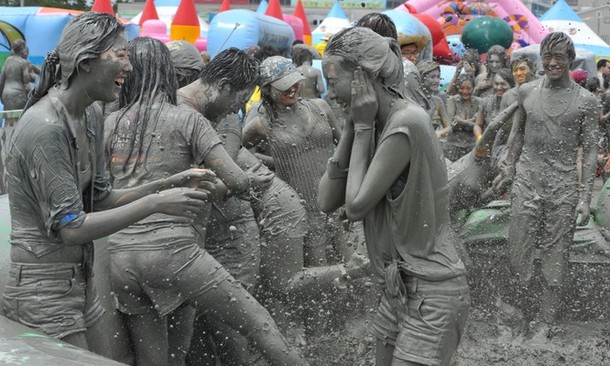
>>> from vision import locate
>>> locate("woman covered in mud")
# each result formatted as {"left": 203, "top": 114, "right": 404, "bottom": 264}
{"left": 445, "top": 74, "right": 482, "bottom": 161}
{"left": 474, "top": 68, "right": 514, "bottom": 141}
{"left": 318, "top": 27, "right": 470, "bottom": 366}
{"left": 2, "top": 12, "right": 214, "bottom": 361}
{"left": 0, "top": 39, "right": 33, "bottom": 125}
{"left": 243, "top": 56, "right": 343, "bottom": 267}
{"left": 104, "top": 37, "right": 307, "bottom": 366}
{"left": 416, "top": 60, "right": 451, "bottom": 138}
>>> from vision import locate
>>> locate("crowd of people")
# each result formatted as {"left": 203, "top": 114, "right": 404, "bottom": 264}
{"left": 0, "top": 9, "right": 606, "bottom": 366}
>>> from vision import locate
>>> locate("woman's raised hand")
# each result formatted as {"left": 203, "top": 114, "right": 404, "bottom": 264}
{"left": 350, "top": 66, "right": 378, "bottom": 130}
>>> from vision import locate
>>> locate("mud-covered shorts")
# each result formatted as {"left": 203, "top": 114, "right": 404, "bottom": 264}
{"left": 3, "top": 262, "right": 105, "bottom": 339}
{"left": 110, "top": 243, "right": 231, "bottom": 317}
{"left": 372, "top": 274, "right": 470, "bottom": 366}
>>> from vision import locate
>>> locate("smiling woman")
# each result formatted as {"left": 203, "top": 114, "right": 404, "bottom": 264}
{"left": 2, "top": 12, "right": 216, "bottom": 363}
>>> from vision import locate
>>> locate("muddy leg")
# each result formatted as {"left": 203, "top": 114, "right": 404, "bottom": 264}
{"left": 168, "top": 304, "right": 196, "bottom": 366}
{"left": 124, "top": 312, "right": 168, "bottom": 366}
{"left": 61, "top": 331, "right": 89, "bottom": 349}
{"left": 375, "top": 339, "right": 394, "bottom": 366}
{"left": 188, "top": 278, "right": 308, "bottom": 366}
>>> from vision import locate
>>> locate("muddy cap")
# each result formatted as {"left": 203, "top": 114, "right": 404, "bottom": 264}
{"left": 260, "top": 56, "right": 305, "bottom": 91}
{"left": 166, "top": 40, "right": 204, "bottom": 72}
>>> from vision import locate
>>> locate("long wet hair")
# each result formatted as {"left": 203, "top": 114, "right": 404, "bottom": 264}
{"left": 113, "top": 37, "right": 178, "bottom": 177}
{"left": 24, "top": 12, "right": 124, "bottom": 111}
{"left": 325, "top": 27, "right": 404, "bottom": 97}
{"left": 485, "top": 45, "right": 508, "bottom": 78}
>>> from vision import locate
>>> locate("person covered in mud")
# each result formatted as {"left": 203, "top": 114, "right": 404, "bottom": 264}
{"left": 494, "top": 32, "right": 599, "bottom": 336}
{"left": 178, "top": 49, "right": 368, "bottom": 362}
{"left": 416, "top": 60, "right": 451, "bottom": 138}
{"left": 176, "top": 47, "right": 264, "bottom": 364}
{"left": 0, "top": 39, "right": 33, "bottom": 125}
{"left": 474, "top": 68, "right": 514, "bottom": 142}
{"left": 167, "top": 40, "right": 205, "bottom": 88}
{"left": 318, "top": 27, "right": 470, "bottom": 366}
{"left": 444, "top": 74, "right": 482, "bottom": 161}
{"left": 243, "top": 56, "right": 343, "bottom": 267}
{"left": 447, "top": 48, "right": 483, "bottom": 96}
{"left": 292, "top": 47, "right": 325, "bottom": 99}
{"left": 2, "top": 13, "right": 216, "bottom": 362}
{"left": 104, "top": 37, "right": 307, "bottom": 366}
{"left": 474, "top": 45, "right": 508, "bottom": 98}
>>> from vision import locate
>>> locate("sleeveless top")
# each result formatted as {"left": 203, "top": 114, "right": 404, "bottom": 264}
{"left": 258, "top": 99, "right": 334, "bottom": 214}
{"left": 363, "top": 102, "right": 466, "bottom": 283}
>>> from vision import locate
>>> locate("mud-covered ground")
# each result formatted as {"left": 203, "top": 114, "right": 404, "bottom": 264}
{"left": 293, "top": 266, "right": 610, "bottom": 366}
{"left": 299, "top": 287, "right": 610, "bottom": 366}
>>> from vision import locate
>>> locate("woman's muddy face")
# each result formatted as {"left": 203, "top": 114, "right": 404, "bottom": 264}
{"left": 459, "top": 80, "right": 473, "bottom": 101}
{"left": 87, "top": 33, "right": 132, "bottom": 103}
{"left": 272, "top": 82, "right": 300, "bottom": 106}
{"left": 493, "top": 74, "right": 510, "bottom": 97}
{"left": 422, "top": 69, "right": 440, "bottom": 92}
{"left": 488, "top": 54, "right": 502, "bottom": 74}
{"left": 322, "top": 56, "right": 353, "bottom": 109}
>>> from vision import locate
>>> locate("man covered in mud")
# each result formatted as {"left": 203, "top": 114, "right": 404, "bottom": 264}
{"left": 495, "top": 32, "right": 599, "bottom": 335}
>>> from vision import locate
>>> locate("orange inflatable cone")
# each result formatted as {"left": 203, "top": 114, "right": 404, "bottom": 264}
{"left": 293, "top": 0, "right": 311, "bottom": 45}
{"left": 264, "top": 0, "right": 283, "bottom": 21}
{"left": 219, "top": 0, "right": 231, "bottom": 12}
{"left": 91, "top": 0, "right": 114, "bottom": 16}
{"left": 170, "top": 0, "right": 200, "bottom": 44}
{"left": 139, "top": 0, "right": 160, "bottom": 27}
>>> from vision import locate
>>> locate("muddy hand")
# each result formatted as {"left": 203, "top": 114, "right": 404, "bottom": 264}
{"left": 247, "top": 161, "right": 274, "bottom": 192}
{"left": 575, "top": 201, "right": 591, "bottom": 226}
{"left": 155, "top": 187, "right": 209, "bottom": 219}
{"left": 166, "top": 168, "right": 217, "bottom": 189}
{"left": 350, "top": 66, "right": 378, "bottom": 130}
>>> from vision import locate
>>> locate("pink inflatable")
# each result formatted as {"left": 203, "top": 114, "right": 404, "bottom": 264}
{"left": 140, "top": 19, "right": 207, "bottom": 51}
{"left": 398, "top": 0, "right": 547, "bottom": 48}
{"left": 283, "top": 14, "right": 304, "bottom": 42}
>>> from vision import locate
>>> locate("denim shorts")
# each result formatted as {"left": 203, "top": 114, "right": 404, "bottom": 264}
{"left": 372, "top": 274, "right": 470, "bottom": 366}
{"left": 3, "top": 262, "right": 104, "bottom": 339}
{"left": 111, "top": 243, "right": 231, "bottom": 316}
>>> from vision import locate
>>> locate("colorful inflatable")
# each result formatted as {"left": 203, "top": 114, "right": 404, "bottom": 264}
{"left": 397, "top": 3, "right": 455, "bottom": 63}
{"left": 461, "top": 16, "right": 513, "bottom": 54}
{"left": 383, "top": 9, "right": 433, "bottom": 61}
{"left": 0, "top": 6, "right": 139, "bottom": 66}
{"left": 401, "top": 0, "right": 547, "bottom": 50}
{"left": 311, "top": 0, "right": 351, "bottom": 45}
{"left": 207, "top": 9, "right": 295, "bottom": 57}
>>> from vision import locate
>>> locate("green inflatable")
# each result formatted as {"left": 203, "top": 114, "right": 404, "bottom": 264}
{"left": 461, "top": 16, "right": 513, "bottom": 54}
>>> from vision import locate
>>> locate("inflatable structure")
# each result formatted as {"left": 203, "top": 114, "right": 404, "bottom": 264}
{"left": 0, "top": 7, "right": 138, "bottom": 66}
{"left": 540, "top": 0, "right": 610, "bottom": 57}
{"left": 403, "top": 0, "right": 547, "bottom": 50}
{"left": 384, "top": 9, "right": 433, "bottom": 61}
{"left": 311, "top": 1, "right": 351, "bottom": 44}
{"left": 207, "top": 9, "right": 295, "bottom": 57}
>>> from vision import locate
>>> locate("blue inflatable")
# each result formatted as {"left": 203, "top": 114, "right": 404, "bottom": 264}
{"left": 207, "top": 9, "right": 295, "bottom": 57}
{"left": 0, "top": 7, "right": 139, "bottom": 66}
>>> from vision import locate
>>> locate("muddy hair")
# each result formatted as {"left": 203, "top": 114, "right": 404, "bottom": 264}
{"left": 11, "top": 39, "right": 26, "bottom": 55}
{"left": 24, "top": 12, "right": 124, "bottom": 111}
{"left": 325, "top": 27, "right": 404, "bottom": 98}
{"left": 485, "top": 45, "right": 508, "bottom": 78}
{"left": 495, "top": 68, "right": 515, "bottom": 88}
{"left": 199, "top": 47, "right": 259, "bottom": 90}
{"left": 292, "top": 47, "right": 313, "bottom": 67}
{"left": 540, "top": 32, "right": 575, "bottom": 62}
{"left": 510, "top": 55, "right": 536, "bottom": 82}
{"left": 114, "top": 37, "right": 177, "bottom": 176}
{"left": 457, "top": 73, "right": 475, "bottom": 91}
{"left": 355, "top": 12, "right": 398, "bottom": 40}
